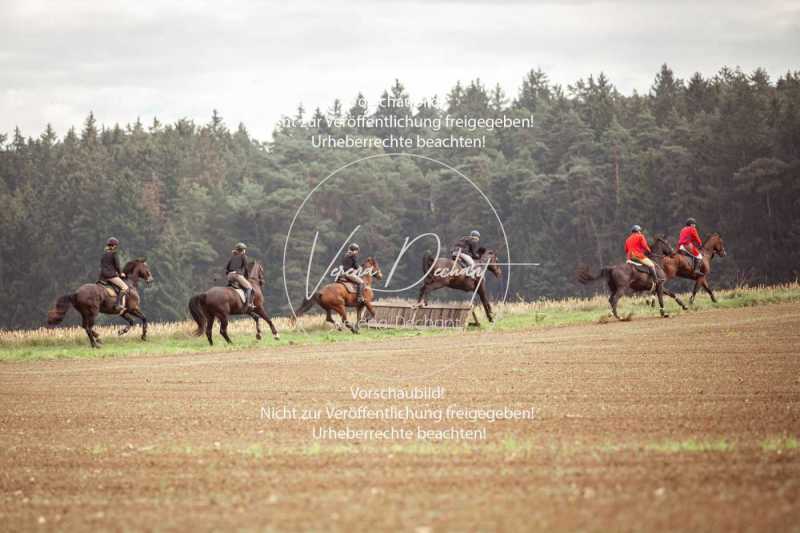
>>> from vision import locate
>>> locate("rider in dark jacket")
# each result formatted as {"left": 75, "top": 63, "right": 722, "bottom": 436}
{"left": 451, "top": 230, "right": 481, "bottom": 267}
{"left": 226, "top": 242, "right": 254, "bottom": 310}
{"left": 99, "top": 237, "right": 128, "bottom": 313}
{"left": 340, "top": 243, "right": 364, "bottom": 304}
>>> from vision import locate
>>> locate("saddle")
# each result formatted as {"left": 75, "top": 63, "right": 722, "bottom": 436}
{"left": 626, "top": 260, "right": 652, "bottom": 275}
{"left": 336, "top": 279, "right": 359, "bottom": 294}
{"left": 97, "top": 279, "right": 127, "bottom": 298}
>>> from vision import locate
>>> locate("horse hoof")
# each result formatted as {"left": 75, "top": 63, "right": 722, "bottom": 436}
{"left": 273, "top": 334, "right": 280, "bottom": 341}
{"left": 256, "top": 334, "right": 262, "bottom": 340}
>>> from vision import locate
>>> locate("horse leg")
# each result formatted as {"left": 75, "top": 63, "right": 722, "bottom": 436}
{"left": 690, "top": 279, "right": 700, "bottom": 305}
{"left": 128, "top": 309, "right": 148, "bottom": 340}
{"left": 218, "top": 315, "right": 233, "bottom": 344}
{"left": 364, "top": 301, "right": 377, "bottom": 321}
{"left": 656, "top": 284, "right": 669, "bottom": 318}
{"left": 470, "top": 308, "right": 481, "bottom": 327}
{"left": 335, "top": 305, "right": 356, "bottom": 334}
{"left": 251, "top": 313, "right": 262, "bottom": 340}
{"left": 205, "top": 315, "right": 215, "bottom": 346}
{"left": 478, "top": 285, "right": 493, "bottom": 322}
{"left": 118, "top": 313, "right": 135, "bottom": 336}
{"left": 254, "top": 306, "right": 279, "bottom": 340}
{"left": 700, "top": 277, "right": 717, "bottom": 303}
{"left": 609, "top": 290, "right": 624, "bottom": 320}
{"left": 325, "top": 309, "right": 337, "bottom": 329}
{"left": 83, "top": 315, "right": 98, "bottom": 348}
{"left": 662, "top": 287, "right": 687, "bottom": 311}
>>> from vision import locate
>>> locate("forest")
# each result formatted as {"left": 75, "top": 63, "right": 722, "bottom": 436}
{"left": 1, "top": 64, "right": 798, "bottom": 329}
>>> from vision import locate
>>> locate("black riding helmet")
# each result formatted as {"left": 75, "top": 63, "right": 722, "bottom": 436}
{"left": 686, "top": 217, "right": 697, "bottom": 226}
{"left": 107, "top": 237, "right": 120, "bottom": 247}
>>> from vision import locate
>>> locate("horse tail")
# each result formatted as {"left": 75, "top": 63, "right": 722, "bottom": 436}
{"left": 423, "top": 252, "right": 435, "bottom": 276}
{"left": 576, "top": 266, "right": 611, "bottom": 284}
{"left": 47, "top": 293, "right": 76, "bottom": 326}
{"left": 294, "top": 293, "right": 320, "bottom": 319}
{"left": 189, "top": 294, "right": 207, "bottom": 336}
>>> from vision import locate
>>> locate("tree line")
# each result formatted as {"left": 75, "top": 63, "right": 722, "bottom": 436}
{"left": 1, "top": 64, "right": 798, "bottom": 329}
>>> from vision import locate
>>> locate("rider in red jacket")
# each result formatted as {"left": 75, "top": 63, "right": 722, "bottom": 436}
{"left": 677, "top": 217, "right": 703, "bottom": 275}
{"left": 625, "top": 225, "right": 663, "bottom": 283}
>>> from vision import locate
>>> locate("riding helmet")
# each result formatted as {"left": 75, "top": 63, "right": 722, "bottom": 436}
{"left": 631, "top": 225, "right": 642, "bottom": 233}
{"left": 235, "top": 242, "right": 247, "bottom": 251}
{"left": 470, "top": 230, "right": 481, "bottom": 239}
{"left": 686, "top": 217, "right": 697, "bottom": 226}
{"left": 107, "top": 237, "right": 120, "bottom": 247}
{"left": 349, "top": 243, "right": 360, "bottom": 252}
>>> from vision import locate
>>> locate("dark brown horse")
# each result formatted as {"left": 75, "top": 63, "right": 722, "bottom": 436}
{"left": 47, "top": 259, "right": 154, "bottom": 348}
{"left": 416, "top": 248, "right": 501, "bottom": 324}
{"left": 189, "top": 261, "right": 279, "bottom": 346}
{"left": 293, "top": 257, "right": 383, "bottom": 334}
{"left": 656, "top": 233, "right": 727, "bottom": 303}
{"left": 576, "top": 243, "right": 673, "bottom": 320}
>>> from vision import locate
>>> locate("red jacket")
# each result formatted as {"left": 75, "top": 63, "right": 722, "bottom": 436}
{"left": 625, "top": 233, "right": 651, "bottom": 261}
{"left": 678, "top": 226, "right": 702, "bottom": 255}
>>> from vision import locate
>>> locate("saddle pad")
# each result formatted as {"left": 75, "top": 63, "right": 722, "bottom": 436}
{"left": 626, "top": 260, "right": 651, "bottom": 274}
{"left": 103, "top": 286, "right": 116, "bottom": 299}
{"left": 337, "top": 280, "right": 358, "bottom": 294}
{"left": 232, "top": 288, "right": 246, "bottom": 303}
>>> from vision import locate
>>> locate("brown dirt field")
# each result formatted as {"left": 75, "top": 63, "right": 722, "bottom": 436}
{"left": 2, "top": 303, "right": 800, "bottom": 532}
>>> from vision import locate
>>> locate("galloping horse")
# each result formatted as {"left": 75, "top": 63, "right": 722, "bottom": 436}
{"left": 576, "top": 243, "right": 673, "bottom": 320}
{"left": 657, "top": 233, "right": 726, "bottom": 303}
{"left": 293, "top": 257, "right": 383, "bottom": 334}
{"left": 189, "top": 261, "right": 279, "bottom": 346}
{"left": 417, "top": 248, "right": 501, "bottom": 324}
{"left": 47, "top": 259, "right": 153, "bottom": 348}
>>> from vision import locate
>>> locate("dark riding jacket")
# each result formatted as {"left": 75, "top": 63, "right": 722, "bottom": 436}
{"left": 100, "top": 249, "right": 123, "bottom": 279}
{"left": 451, "top": 236, "right": 480, "bottom": 259}
{"left": 226, "top": 253, "right": 250, "bottom": 277}
{"left": 341, "top": 252, "right": 358, "bottom": 273}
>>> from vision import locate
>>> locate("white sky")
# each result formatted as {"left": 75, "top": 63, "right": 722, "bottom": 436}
{"left": 1, "top": 0, "right": 798, "bottom": 140}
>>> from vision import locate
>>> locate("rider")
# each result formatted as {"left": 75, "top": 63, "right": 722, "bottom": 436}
{"left": 677, "top": 217, "right": 704, "bottom": 275}
{"left": 340, "top": 243, "right": 365, "bottom": 304}
{"left": 99, "top": 237, "right": 128, "bottom": 313}
{"left": 625, "top": 225, "right": 664, "bottom": 284}
{"left": 225, "top": 242, "right": 255, "bottom": 311}
{"left": 451, "top": 230, "right": 481, "bottom": 268}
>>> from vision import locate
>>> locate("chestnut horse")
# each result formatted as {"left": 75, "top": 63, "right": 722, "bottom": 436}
{"left": 47, "top": 259, "right": 153, "bottom": 348}
{"left": 656, "top": 233, "right": 727, "bottom": 303}
{"left": 189, "top": 261, "right": 279, "bottom": 345}
{"left": 293, "top": 257, "right": 383, "bottom": 334}
{"left": 416, "top": 248, "right": 501, "bottom": 324}
{"left": 576, "top": 242, "right": 673, "bottom": 320}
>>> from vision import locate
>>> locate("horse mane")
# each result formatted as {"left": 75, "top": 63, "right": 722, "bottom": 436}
{"left": 476, "top": 247, "right": 487, "bottom": 256}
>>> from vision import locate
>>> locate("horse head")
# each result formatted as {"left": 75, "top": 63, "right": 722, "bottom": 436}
{"left": 124, "top": 257, "right": 154, "bottom": 285}
{"left": 478, "top": 248, "right": 502, "bottom": 278}
{"left": 361, "top": 257, "right": 383, "bottom": 281}
{"left": 651, "top": 235, "right": 674, "bottom": 257}
{"left": 705, "top": 233, "right": 727, "bottom": 258}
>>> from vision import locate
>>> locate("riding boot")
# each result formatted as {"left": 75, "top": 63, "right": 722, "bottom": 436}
{"left": 245, "top": 288, "right": 255, "bottom": 310}
{"left": 356, "top": 283, "right": 365, "bottom": 304}
{"left": 114, "top": 290, "right": 125, "bottom": 313}
{"left": 692, "top": 257, "right": 703, "bottom": 276}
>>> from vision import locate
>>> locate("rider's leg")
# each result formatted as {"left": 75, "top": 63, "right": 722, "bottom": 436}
{"left": 233, "top": 274, "right": 255, "bottom": 309}
{"left": 346, "top": 273, "right": 365, "bottom": 303}
{"left": 641, "top": 257, "right": 662, "bottom": 283}
{"left": 459, "top": 253, "right": 475, "bottom": 268}
{"left": 108, "top": 276, "right": 128, "bottom": 312}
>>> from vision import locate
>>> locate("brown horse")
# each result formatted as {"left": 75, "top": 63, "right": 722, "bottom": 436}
{"left": 416, "top": 248, "right": 501, "bottom": 324}
{"left": 576, "top": 243, "right": 673, "bottom": 320}
{"left": 293, "top": 257, "right": 383, "bottom": 334}
{"left": 189, "top": 261, "right": 279, "bottom": 346}
{"left": 656, "top": 233, "right": 727, "bottom": 303}
{"left": 47, "top": 259, "right": 154, "bottom": 348}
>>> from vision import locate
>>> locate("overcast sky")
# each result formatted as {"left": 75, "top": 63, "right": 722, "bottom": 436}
{"left": 1, "top": 0, "right": 798, "bottom": 140}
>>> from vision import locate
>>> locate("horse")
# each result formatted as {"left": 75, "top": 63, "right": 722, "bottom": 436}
{"left": 657, "top": 233, "right": 726, "bottom": 303}
{"left": 47, "top": 259, "right": 154, "bottom": 348}
{"left": 576, "top": 244, "right": 673, "bottom": 320}
{"left": 293, "top": 257, "right": 383, "bottom": 334}
{"left": 416, "top": 248, "right": 501, "bottom": 324}
{"left": 188, "top": 261, "right": 279, "bottom": 346}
